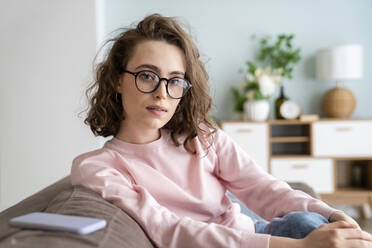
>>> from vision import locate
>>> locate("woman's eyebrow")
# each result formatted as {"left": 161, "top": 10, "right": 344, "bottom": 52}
{"left": 135, "top": 64, "right": 185, "bottom": 77}
{"left": 135, "top": 64, "right": 159, "bottom": 72}
{"left": 169, "top": 71, "right": 185, "bottom": 77}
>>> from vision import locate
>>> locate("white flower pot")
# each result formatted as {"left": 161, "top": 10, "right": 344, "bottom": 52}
{"left": 243, "top": 100, "right": 270, "bottom": 121}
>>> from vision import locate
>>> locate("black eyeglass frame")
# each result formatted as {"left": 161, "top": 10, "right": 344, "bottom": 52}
{"left": 121, "top": 69, "right": 192, "bottom": 99}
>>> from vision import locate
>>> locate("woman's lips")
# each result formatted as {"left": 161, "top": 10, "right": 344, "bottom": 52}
{"left": 146, "top": 106, "right": 167, "bottom": 116}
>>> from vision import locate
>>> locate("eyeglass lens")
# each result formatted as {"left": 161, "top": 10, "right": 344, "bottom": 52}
{"left": 136, "top": 71, "right": 187, "bottom": 98}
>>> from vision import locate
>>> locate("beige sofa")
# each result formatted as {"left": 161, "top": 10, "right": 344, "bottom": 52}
{"left": 0, "top": 176, "right": 319, "bottom": 248}
{"left": 0, "top": 176, "right": 155, "bottom": 248}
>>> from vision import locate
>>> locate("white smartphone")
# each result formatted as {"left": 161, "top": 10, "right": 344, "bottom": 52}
{"left": 9, "top": 212, "right": 107, "bottom": 235}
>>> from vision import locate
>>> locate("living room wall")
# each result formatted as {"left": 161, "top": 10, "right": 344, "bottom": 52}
{"left": 101, "top": 0, "right": 372, "bottom": 121}
{"left": 0, "top": 0, "right": 98, "bottom": 210}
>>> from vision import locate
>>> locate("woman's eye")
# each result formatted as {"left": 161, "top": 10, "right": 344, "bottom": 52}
{"left": 170, "top": 78, "right": 183, "bottom": 86}
{"left": 140, "top": 72, "right": 156, "bottom": 81}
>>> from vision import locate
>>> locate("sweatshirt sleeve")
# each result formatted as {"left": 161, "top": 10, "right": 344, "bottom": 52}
{"left": 212, "top": 128, "right": 337, "bottom": 221}
{"left": 70, "top": 149, "right": 271, "bottom": 248}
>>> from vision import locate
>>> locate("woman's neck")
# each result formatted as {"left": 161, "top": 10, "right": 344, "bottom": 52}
{"left": 115, "top": 122, "right": 161, "bottom": 144}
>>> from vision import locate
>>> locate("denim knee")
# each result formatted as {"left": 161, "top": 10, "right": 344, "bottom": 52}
{"left": 264, "top": 211, "right": 328, "bottom": 239}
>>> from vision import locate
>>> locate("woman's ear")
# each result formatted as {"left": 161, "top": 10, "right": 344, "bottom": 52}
{"left": 116, "top": 82, "right": 122, "bottom": 94}
{"left": 116, "top": 75, "right": 126, "bottom": 94}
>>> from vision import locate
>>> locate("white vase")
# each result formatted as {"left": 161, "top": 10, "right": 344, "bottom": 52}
{"left": 243, "top": 100, "right": 270, "bottom": 121}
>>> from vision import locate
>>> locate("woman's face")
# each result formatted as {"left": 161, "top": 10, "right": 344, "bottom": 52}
{"left": 117, "top": 40, "right": 185, "bottom": 132}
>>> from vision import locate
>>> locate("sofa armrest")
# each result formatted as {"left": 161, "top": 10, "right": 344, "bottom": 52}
{"left": 0, "top": 176, "right": 72, "bottom": 239}
{"left": 288, "top": 182, "right": 320, "bottom": 199}
{"left": 0, "top": 185, "right": 155, "bottom": 248}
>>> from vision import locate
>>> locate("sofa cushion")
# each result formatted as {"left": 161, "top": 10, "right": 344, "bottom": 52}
{"left": 0, "top": 185, "right": 155, "bottom": 248}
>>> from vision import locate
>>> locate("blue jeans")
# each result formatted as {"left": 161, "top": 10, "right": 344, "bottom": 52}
{"left": 255, "top": 212, "right": 329, "bottom": 239}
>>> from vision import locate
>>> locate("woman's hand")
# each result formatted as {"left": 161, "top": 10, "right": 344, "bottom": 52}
{"left": 329, "top": 211, "right": 361, "bottom": 229}
{"left": 301, "top": 221, "right": 372, "bottom": 248}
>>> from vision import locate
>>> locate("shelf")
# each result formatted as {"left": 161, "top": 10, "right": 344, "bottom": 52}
{"left": 320, "top": 190, "right": 372, "bottom": 206}
{"left": 268, "top": 120, "right": 313, "bottom": 125}
{"left": 271, "top": 123, "right": 310, "bottom": 137}
{"left": 334, "top": 157, "right": 372, "bottom": 161}
{"left": 270, "top": 122, "right": 311, "bottom": 156}
{"left": 271, "top": 155, "right": 313, "bottom": 159}
{"left": 271, "top": 142, "right": 311, "bottom": 156}
{"left": 321, "top": 188, "right": 372, "bottom": 200}
{"left": 270, "top": 136, "right": 310, "bottom": 143}
{"left": 336, "top": 187, "right": 372, "bottom": 194}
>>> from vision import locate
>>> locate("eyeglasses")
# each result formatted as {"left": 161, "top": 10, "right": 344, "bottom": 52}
{"left": 121, "top": 69, "right": 192, "bottom": 99}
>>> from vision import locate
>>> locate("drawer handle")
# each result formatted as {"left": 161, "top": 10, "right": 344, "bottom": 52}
{"left": 292, "top": 164, "right": 309, "bottom": 169}
{"left": 335, "top": 127, "right": 352, "bottom": 132}
{"left": 237, "top": 128, "right": 252, "bottom": 133}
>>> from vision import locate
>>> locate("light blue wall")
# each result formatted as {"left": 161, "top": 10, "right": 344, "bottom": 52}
{"left": 102, "top": 0, "right": 372, "bottom": 121}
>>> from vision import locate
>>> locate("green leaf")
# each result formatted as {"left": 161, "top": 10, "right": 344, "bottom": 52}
{"left": 246, "top": 61, "right": 257, "bottom": 74}
{"left": 245, "top": 82, "right": 258, "bottom": 91}
{"left": 252, "top": 33, "right": 301, "bottom": 80}
{"left": 231, "top": 87, "right": 247, "bottom": 112}
{"left": 254, "top": 90, "right": 264, "bottom": 100}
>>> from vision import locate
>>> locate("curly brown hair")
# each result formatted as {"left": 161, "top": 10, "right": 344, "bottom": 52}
{"left": 83, "top": 13, "right": 217, "bottom": 154}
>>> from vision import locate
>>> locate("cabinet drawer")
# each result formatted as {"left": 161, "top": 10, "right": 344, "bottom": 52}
{"left": 271, "top": 158, "right": 334, "bottom": 194}
{"left": 312, "top": 120, "right": 372, "bottom": 157}
{"left": 222, "top": 122, "right": 268, "bottom": 172}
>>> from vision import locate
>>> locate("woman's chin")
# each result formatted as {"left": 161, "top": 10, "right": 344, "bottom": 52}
{"left": 144, "top": 119, "right": 168, "bottom": 130}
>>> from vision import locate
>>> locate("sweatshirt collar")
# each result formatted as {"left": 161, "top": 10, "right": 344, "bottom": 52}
{"left": 104, "top": 128, "right": 169, "bottom": 154}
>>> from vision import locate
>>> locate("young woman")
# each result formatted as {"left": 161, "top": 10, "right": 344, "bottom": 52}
{"left": 71, "top": 14, "right": 372, "bottom": 248}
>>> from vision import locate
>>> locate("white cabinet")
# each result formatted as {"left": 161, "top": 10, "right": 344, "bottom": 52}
{"left": 221, "top": 119, "right": 372, "bottom": 209}
{"left": 221, "top": 122, "right": 269, "bottom": 172}
{"left": 271, "top": 158, "right": 334, "bottom": 194}
{"left": 312, "top": 120, "right": 372, "bottom": 157}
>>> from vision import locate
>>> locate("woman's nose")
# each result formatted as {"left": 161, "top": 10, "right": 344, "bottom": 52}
{"left": 154, "top": 79, "right": 168, "bottom": 99}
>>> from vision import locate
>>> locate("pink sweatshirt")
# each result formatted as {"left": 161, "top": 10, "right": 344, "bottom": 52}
{"left": 70, "top": 128, "right": 337, "bottom": 248}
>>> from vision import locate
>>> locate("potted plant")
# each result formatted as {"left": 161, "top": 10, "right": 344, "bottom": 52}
{"left": 232, "top": 34, "right": 301, "bottom": 120}
{"left": 232, "top": 62, "right": 282, "bottom": 120}
{"left": 258, "top": 34, "right": 301, "bottom": 119}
